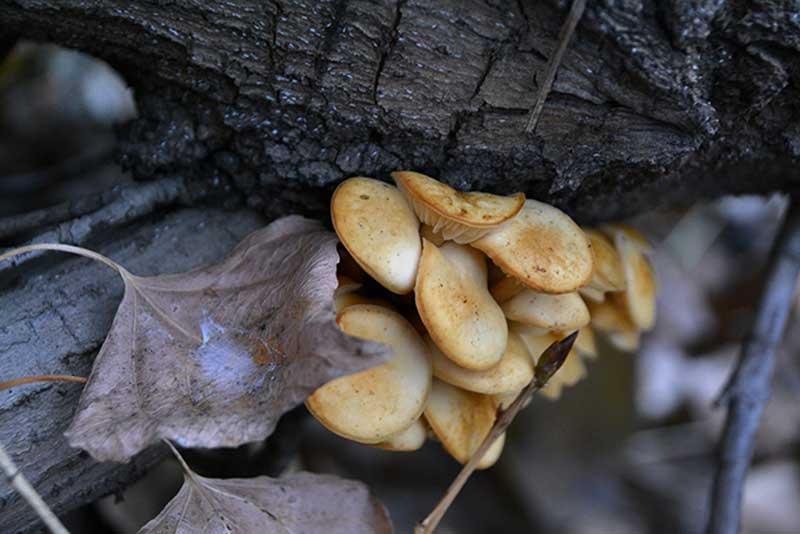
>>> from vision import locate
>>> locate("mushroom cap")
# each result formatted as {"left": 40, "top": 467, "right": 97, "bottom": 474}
{"left": 578, "top": 286, "right": 606, "bottom": 303}
{"left": 306, "top": 305, "right": 432, "bottom": 444}
{"left": 415, "top": 240, "right": 508, "bottom": 370}
{"left": 424, "top": 380, "right": 505, "bottom": 469}
{"left": 584, "top": 229, "right": 626, "bottom": 292}
{"left": 393, "top": 171, "right": 525, "bottom": 244}
{"left": 574, "top": 327, "right": 598, "bottom": 359}
{"left": 608, "top": 330, "right": 641, "bottom": 352}
{"left": 375, "top": 418, "right": 428, "bottom": 452}
{"left": 616, "top": 235, "right": 657, "bottom": 330}
{"left": 501, "top": 289, "right": 590, "bottom": 332}
{"left": 472, "top": 200, "right": 594, "bottom": 293}
{"left": 602, "top": 223, "right": 653, "bottom": 254}
{"left": 489, "top": 276, "right": 525, "bottom": 303}
{"left": 334, "top": 276, "right": 394, "bottom": 313}
{"left": 584, "top": 298, "right": 637, "bottom": 334}
{"left": 510, "top": 323, "right": 562, "bottom": 362}
{"left": 556, "top": 349, "right": 587, "bottom": 387}
{"left": 538, "top": 379, "right": 563, "bottom": 400}
{"left": 429, "top": 332, "right": 534, "bottom": 395}
{"left": 331, "top": 177, "right": 421, "bottom": 294}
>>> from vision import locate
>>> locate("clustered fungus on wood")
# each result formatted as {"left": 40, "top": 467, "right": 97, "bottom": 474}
{"left": 308, "top": 172, "right": 658, "bottom": 469}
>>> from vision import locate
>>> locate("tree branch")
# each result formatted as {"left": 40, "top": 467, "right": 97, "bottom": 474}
{"left": 707, "top": 199, "right": 800, "bottom": 534}
{"left": 2, "top": 1, "right": 799, "bottom": 221}
{"left": 524, "top": 0, "right": 586, "bottom": 134}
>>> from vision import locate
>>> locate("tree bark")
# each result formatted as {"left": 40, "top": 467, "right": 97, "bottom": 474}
{"left": 3, "top": 0, "right": 800, "bottom": 223}
{"left": 3, "top": 0, "right": 800, "bottom": 530}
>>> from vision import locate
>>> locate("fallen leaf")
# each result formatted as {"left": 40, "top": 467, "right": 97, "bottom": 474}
{"left": 140, "top": 445, "right": 393, "bottom": 534}
{"left": 65, "top": 216, "right": 391, "bottom": 462}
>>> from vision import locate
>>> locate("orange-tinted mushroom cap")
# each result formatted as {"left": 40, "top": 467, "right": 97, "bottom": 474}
{"left": 415, "top": 240, "right": 508, "bottom": 370}
{"left": 307, "top": 305, "right": 432, "bottom": 444}
{"left": 393, "top": 171, "right": 524, "bottom": 244}
{"left": 472, "top": 200, "right": 594, "bottom": 294}
{"left": 331, "top": 177, "right": 421, "bottom": 294}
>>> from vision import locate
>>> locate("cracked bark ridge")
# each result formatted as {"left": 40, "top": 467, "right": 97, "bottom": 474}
{"left": 0, "top": 207, "right": 264, "bottom": 533}
{"left": 3, "top": 0, "right": 800, "bottom": 223}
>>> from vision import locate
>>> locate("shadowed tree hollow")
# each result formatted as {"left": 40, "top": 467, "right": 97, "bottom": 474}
{"left": 2, "top": 0, "right": 800, "bottom": 531}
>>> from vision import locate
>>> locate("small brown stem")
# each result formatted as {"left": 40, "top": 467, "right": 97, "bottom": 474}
{"left": 0, "top": 375, "right": 87, "bottom": 392}
{"left": 415, "top": 333, "right": 577, "bottom": 534}
{"left": 524, "top": 0, "right": 587, "bottom": 133}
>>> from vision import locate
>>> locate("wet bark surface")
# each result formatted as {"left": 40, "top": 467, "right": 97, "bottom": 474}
{"left": 3, "top": 0, "right": 800, "bottom": 223}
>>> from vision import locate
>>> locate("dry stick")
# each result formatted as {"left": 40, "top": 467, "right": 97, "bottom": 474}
{"left": 707, "top": 200, "right": 800, "bottom": 534}
{"left": 415, "top": 332, "right": 578, "bottom": 534}
{"left": 0, "top": 442, "right": 70, "bottom": 534}
{"left": 0, "top": 375, "right": 87, "bottom": 392}
{"left": 524, "top": 0, "right": 587, "bottom": 134}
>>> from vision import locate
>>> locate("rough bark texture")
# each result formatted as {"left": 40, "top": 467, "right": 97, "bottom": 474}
{"left": 0, "top": 204, "right": 263, "bottom": 532}
{"left": 3, "top": 0, "right": 800, "bottom": 531}
{"left": 3, "top": 0, "right": 800, "bottom": 223}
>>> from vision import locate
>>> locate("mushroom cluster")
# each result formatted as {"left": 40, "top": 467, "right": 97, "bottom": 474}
{"left": 307, "top": 172, "right": 656, "bottom": 468}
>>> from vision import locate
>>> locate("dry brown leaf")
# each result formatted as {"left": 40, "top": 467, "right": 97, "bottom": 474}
{"left": 140, "top": 446, "right": 393, "bottom": 534}
{"left": 64, "top": 216, "right": 391, "bottom": 462}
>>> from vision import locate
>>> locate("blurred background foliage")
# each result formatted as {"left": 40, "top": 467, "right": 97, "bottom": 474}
{"left": 2, "top": 43, "right": 799, "bottom": 534}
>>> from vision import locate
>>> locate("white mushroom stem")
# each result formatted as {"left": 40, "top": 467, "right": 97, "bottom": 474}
{"left": 0, "top": 441, "right": 70, "bottom": 534}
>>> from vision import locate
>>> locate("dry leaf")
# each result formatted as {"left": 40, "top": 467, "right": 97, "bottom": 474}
{"left": 140, "top": 448, "right": 393, "bottom": 534}
{"left": 65, "top": 216, "right": 391, "bottom": 462}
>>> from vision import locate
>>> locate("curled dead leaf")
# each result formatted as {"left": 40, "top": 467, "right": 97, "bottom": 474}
{"left": 140, "top": 445, "right": 393, "bottom": 533}
{"left": 64, "top": 216, "right": 391, "bottom": 462}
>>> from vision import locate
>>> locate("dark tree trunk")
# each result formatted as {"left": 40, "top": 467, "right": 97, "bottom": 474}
{"left": 3, "top": 0, "right": 800, "bottom": 222}
{"left": 1, "top": 0, "right": 800, "bottom": 531}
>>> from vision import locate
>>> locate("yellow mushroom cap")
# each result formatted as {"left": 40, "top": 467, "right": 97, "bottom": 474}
{"left": 429, "top": 332, "right": 534, "bottom": 395}
{"left": 472, "top": 200, "right": 594, "bottom": 294}
{"left": 584, "top": 298, "right": 636, "bottom": 334}
{"left": 556, "top": 349, "right": 587, "bottom": 387}
{"left": 602, "top": 223, "right": 654, "bottom": 254}
{"left": 424, "top": 380, "right": 505, "bottom": 469}
{"left": 489, "top": 276, "right": 526, "bottom": 303}
{"left": 511, "top": 323, "right": 562, "bottom": 362}
{"left": 392, "top": 171, "right": 525, "bottom": 244}
{"left": 306, "top": 305, "right": 432, "bottom": 444}
{"left": 616, "top": 235, "right": 657, "bottom": 330}
{"left": 415, "top": 240, "right": 508, "bottom": 370}
{"left": 574, "top": 326, "right": 598, "bottom": 360}
{"left": 331, "top": 177, "right": 421, "bottom": 294}
{"left": 578, "top": 286, "right": 606, "bottom": 303}
{"left": 585, "top": 299, "right": 641, "bottom": 353}
{"left": 584, "top": 229, "right": 626, "bottom": 292}
{"left": 538, "top": 380, "right": 564, "bottom": 400}
{"left": 334, "top": 275, "right": 366, "bottom": 313}
{"left": 608, "top": 330, "right": 641, "bottom": 352}
{"left": 375, "top": 418, "right": 428, "bottom": 452}
{"left": 501, "top": 289, "right": 590, "bottom": 332}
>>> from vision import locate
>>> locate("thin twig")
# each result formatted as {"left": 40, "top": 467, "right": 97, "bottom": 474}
{"left": 0, "top": 177, "right": 188, "bottom": 275}
{"left": 0, "top": 189, "right": 117, "bottom": 241}
{"left": 707, "top": 200, "right": 800, "bottom": 534}
{"left": 415, "top": 332, "right": 577, "bottom": 534}
{"left": 0, "top": 375, "right": 87, "bottom": 392}
{"left": 0, "top": 441, "right": 70, "bottom": 534}
{"left": 524, "top": 0, "right": 587, "bottom": 133}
